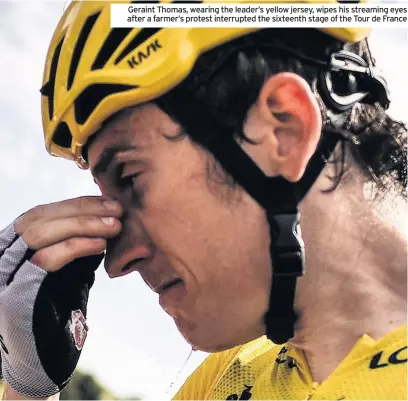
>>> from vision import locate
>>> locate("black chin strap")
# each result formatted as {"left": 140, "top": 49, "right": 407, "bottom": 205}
{"left": 157, "top": 95, "right": 341, "bottom": 344}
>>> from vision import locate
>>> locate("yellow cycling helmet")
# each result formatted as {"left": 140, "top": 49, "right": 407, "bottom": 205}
{"left": 41, "top": 0, "right": 371, "bottom": 169}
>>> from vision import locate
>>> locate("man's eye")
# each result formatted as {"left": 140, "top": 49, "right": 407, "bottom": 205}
{"left": 117, "top": 174, "right": 139, "bottom": 188}
{"left": 114, "top": 164, "right": 141, "bottom": 188}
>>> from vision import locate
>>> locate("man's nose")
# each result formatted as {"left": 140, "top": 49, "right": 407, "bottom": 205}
{"left": 105, "top": 211, "right": 155, "bottom": 278}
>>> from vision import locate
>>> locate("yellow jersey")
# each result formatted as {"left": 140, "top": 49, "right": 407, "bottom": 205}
{"left": 174, "top": 325, "right": 407, "bottom": 400}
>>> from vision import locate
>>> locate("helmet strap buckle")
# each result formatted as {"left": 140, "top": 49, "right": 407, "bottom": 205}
{"left": 268, "top": 212, "right": 305, "bottom": 278}
{"left": 264, "top": 211, "right": 304, "bottom": 345}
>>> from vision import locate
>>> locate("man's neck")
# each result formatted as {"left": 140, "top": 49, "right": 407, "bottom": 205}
{"left": 290, "top": 177, "right": 407, "bottom": 383}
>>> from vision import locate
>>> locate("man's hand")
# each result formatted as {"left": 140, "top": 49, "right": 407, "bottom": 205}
{"left": 0, "top": 196, "right": 122, "bottom": 398}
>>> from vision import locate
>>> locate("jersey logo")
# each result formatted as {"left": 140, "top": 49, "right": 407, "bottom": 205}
{"left": 70, "top": 310, "right": 88, "bottom": 351}
{"left": 275, "top": 345, "right": 288, "bottom": 364}
{"left": 127, "top": 40, "right": 162, "bottom": 69}
{"left": 275, "top": 346, "right": 298, "bottom": 368}
{"left": 369, "top": 346, "right": 407, "bottom": 369}
{"left": 226, "top": 384, "right": 253, "bottom": 400}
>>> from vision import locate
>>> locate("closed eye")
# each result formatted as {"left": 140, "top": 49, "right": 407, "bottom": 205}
{"left": 114, "top": 163, "right": 141, "bottom": 188}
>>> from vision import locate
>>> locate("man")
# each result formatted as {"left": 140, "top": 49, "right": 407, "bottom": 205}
{"left": 1, "top": 0, "right": 406, "bottom": 399}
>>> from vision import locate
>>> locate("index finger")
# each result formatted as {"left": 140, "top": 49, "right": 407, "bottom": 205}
{"left": 15, "top": 196, "right": 122, "bottom": 234}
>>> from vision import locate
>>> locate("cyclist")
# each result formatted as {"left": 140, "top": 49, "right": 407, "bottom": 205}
{"left": 1, "top": 0, "right": 406, "bottom": 399}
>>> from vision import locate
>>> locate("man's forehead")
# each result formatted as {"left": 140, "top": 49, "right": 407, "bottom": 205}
{"left": 87, "top": 103, "right": 179, "bottom": 170}
{"left": 87, "top": 126, "right": 133, "bottom": 170}
{"left": 87, "top": 106, "right": 146, "bottom": 166}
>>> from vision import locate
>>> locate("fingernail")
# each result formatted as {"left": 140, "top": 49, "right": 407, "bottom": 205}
{"left": 101, "top": 217, "right": 116, "bottom": 226}
{"left": 104, "top": 201, "right": 119, "bottom": 212}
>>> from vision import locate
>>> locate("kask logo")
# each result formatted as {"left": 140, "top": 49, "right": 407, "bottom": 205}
{"left": 127, "top": 40, "right": 162, "bottom": 68}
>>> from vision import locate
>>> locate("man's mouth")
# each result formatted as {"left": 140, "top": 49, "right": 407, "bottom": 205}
{"left": 157, "top": 279, "right": 183, "bottom": 294}
{"left": 158, "top": 279, "right": 187, "bottom": 309}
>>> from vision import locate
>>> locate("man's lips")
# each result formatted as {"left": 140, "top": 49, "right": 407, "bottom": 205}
{"left": 155, "top": 278, "right": 184, "bottom": 294}
{"left": 120, "top": 261, "right": 184, "bottom": 295}
{"left": 159, "top": 279, "right": 187, "bottom": 310}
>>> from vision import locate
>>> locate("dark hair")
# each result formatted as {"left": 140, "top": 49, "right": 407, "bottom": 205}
{"left": 160, "top": 28, "right": 407, "bottom": 199}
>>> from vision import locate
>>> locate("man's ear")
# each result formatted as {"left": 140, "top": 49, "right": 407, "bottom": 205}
{"left": 244, "top": 72, "right": 322, "bottom": 182}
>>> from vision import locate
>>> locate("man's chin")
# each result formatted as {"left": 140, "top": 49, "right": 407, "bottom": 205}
{"left": 174, "top": 316, "right": 258, "bottom": 353}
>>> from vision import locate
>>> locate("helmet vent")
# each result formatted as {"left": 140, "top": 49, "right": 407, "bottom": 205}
{"left": 67, "top": 12, "right": 101, "bottom": 90}
{"left": 53, "top": 122, "right": 73, "bottom": 148}
{"left": 47, "top": 37, "right": 65, "bottom": 120}
{"left": 74, "top": 84, "right": 138, "bottom": 124}
{"left": 92, "top": 28, "right": 132, "bottom": 70}
{"left": 115, "top": 28, "right": 162, "bottom": 65}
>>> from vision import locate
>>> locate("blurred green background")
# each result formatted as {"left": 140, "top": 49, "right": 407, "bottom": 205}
{"left": 0, "top": 370, "right": 144, "bottom": 400}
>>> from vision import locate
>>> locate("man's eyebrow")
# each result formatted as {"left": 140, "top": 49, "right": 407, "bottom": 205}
{"left": 92, "top": 146, "right": 138, "bottom": 178}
